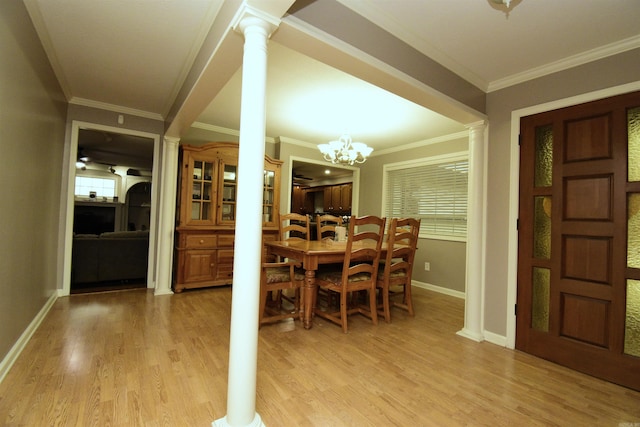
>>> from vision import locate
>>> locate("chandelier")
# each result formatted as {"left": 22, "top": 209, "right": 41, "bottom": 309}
{"left": 318, "top": 134, "right": 373, "bottom": 165}
{"left": 490, "top": 0, "right": 521, "bottom": 15}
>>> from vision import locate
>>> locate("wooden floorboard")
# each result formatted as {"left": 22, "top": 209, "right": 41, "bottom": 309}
{"left": 0, "top": 286, "right": 638, "bottom": 426}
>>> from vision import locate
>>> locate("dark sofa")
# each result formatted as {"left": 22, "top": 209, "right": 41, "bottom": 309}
{"left": 72, "top": 230, "right": 149, "bottom": 284}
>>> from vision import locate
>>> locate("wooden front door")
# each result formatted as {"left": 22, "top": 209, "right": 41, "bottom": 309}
{"left": 516, "top": 90, "right": 640, "bottom": 391}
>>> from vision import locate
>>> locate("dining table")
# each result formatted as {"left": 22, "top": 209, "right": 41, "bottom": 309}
{"left": 264, "top": 239, "right": 391, "bottom": 329}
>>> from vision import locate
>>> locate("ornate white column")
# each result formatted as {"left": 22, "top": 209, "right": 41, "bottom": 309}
{"left": 457, "top": 121, "right": 487, "bottom": 342}
{"left": 154, "top": 136, "right": 179, "bottom": 296}
{"left": 213, "top": 11, "right": 278, "bottom": 427}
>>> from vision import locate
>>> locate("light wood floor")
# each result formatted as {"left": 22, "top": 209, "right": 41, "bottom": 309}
{"left": 0, "top": 286, "right": 638, "bottom": 426}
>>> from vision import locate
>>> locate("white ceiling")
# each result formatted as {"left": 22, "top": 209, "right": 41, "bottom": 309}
{"left": 24, "top": 0, "right": 640, "bottom": 168}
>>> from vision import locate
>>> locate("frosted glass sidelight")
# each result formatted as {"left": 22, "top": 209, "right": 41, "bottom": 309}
{"left": 629, "top": 107, "right": 640, "bottom": 182}
{"left": 629, "top": 194, "right": 640, "bottom": 269}
{"left": 625, "top": 279, "right": 640, "bottom": 357}
{"left": 534, "top": 125, "right": 553, "bottom": 187}
{"left": 533, "top": 196, "right": 552, "bottom": 259}
{"left": 532, "top": 267, "right": 550, "bottom": 332}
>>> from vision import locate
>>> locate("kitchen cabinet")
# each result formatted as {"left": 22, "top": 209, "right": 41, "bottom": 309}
{"left": 323, "top": 183, "right": 352, "bottom": 214}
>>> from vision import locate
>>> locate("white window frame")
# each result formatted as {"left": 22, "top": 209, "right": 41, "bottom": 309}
{"left": 74, "top": 171, "right": 122, "bottom": 200}
{"left": 382, "top": 151, "right": 469, "bottom": 242}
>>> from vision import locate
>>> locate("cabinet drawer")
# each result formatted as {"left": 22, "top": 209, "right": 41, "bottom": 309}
{"left": 185, "top": 235, "right": 217, "bottom": 248}
{"left": 218, "top": 235, "right": 235, "bottom": 247}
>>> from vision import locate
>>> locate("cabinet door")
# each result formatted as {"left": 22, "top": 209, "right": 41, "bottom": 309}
{"left": 216, "top": 249, "right": 234, "bottom": 281}
{"left": 340, "top": 183, "right": 352, "bottom": 212}
{"left": 184, "top": 155, "right": 216, "bottom": 226}
{"left": 291, "top": 186, "right": 305, "bottom": 213}
{"left": 183, "top": 250, "right": 216, "bottom": 283}
{"left": 218, "top": 159, "right": 238, "bottom": 224}
{"left": 323, "top": 187, "right": 332, "bottom": 211}
{"left": 263, "top": 166, "right": 278, "bottom": 226}
{"left": 331, "top": 185, "right": 341, "bottom": 210}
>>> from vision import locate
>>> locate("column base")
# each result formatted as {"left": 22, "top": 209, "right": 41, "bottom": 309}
{"left": 153, "top": 288, "right": 174, "bottom": 296}
{"left": 213, "top": 413, "right": 265, "bottom": 427}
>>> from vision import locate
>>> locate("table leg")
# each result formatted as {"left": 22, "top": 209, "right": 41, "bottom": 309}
{"left": 303, "top": 269, "right": 317, "bottom": 329}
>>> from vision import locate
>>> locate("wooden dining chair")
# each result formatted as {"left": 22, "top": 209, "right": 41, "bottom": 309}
{"left": 259, "top": 257, "right": 305, "bottom": 327}
{"left": 314, "top": 215, "right": 386, "bottom": 333}
{"left": 376, "top": 218, "right": 420, "bottom": 323}
{"left": 316, "top": 213, "right": 343, "bottom": 241}
{"left": 280, "top": 212, "right": 311, "bottom": 242}
{"left": 271, "top": 213, "right": 310, "bottom": 312}
{"left": 315, "top": 214, "right": 344, "bottom": 308}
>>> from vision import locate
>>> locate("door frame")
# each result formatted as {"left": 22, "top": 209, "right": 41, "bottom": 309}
{"left": 60, "top": 120, "right": 160, "bottom": 296}
{"left": 506, "top": 80, "right": 640, "bottom": 348}
{"left": 286, "top": 155, "right": 361, "bottom": 217}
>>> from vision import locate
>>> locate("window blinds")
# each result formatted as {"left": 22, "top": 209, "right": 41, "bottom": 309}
{"left": 385, "top": 158, "right": 468, "bottom": 240}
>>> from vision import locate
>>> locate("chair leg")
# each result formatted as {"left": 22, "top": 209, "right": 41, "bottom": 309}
{"left": 382, "top": 285, "right": 391, "bottom": 323}
{"left": 340, "top": 291, "right": 348, "bottom": 333}
{"left": 404, "top": 283, "right": 414, "bottom": 316}
{"left": 368, "top": 287, "right": 378, "bottom": 325}
{"left": 259, "top": 286, "right": 267, "bottom": 328}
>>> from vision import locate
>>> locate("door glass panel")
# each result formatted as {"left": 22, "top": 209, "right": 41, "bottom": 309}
{"left": 263, "top": 170, "right": 275, "bottom": 223}
{"left": 190, "top": 160, "right": 214, "bottom": 221}
{"left": 629, "top": 193, "right": 640, "bottom": 269}
{"left": 534, "top": 124, "right": 553, "bottom": 187}
{"left": 191, "top": 202, "right": 200, "bottom": 220}
{"left": 202, "top": 202, "right": 210, "bottom": 221}
{"left": 533, "top": 196, "right": 552, "bottom": 259}
{"left": 203, "top": 162, "right": 213, "bottom": 181}
{"left": 221, "top": 164, "right": 237, "bottom": 222}
{"left": 193, "top": 161, "right": 203, "bottom": 179}
{"left": 629, "top": 106, "right": 640, "bottom": 182}
{"left": 192, "top": 182, "right": 202, "bottom": 200}
{"left": 532, "top": 267, "right": 550, "bottom": 332}
{"left": 625, "top": 279, "right": 640, "bottom": 357}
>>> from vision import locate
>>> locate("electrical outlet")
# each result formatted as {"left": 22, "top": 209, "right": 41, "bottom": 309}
{"left": 424, "top": 262, "right": 430, "bottom": 271}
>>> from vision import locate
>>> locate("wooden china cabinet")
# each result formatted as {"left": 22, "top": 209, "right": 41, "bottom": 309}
{"left": 173, "top": 142, "right": 282, "bottom": 292}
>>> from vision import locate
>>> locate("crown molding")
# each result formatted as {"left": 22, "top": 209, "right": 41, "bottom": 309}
{"left": 69, "top": 98, "right": 164, "bottom": 121}
{"left": 488, "top": 35, "right": 640, "bottom": 92}
{"left": 23, "top": 0, "right": 72, "bottom": 100}
{"left": 274, "top": 135, "right": 316, "bottom": 149}
{"left": 374, "top": 131, "right": 469, "bottom": 156}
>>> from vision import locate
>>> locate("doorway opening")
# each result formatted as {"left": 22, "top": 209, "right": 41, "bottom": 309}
{"left": 64, "top": 122, "right": 159, "bottom": 295}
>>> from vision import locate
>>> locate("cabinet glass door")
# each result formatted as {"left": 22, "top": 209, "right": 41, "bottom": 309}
{"left": 191, "top": 160, "right": 214, "bottom": 221}
{"left": 263, "top": 170, "right": 275, "bottom": 224}
{"left": 219, "top": 162, "right": 237, "bottom": 223}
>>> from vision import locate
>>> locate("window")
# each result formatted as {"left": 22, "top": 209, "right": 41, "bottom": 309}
{"left": 383, "top": 152, "right": 468, "bottom": 241}
{"left": 75, "top": 176, "right": 116, "bottom": 198}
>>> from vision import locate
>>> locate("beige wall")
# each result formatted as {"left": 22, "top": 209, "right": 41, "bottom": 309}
{"left": 484, "top": 48, "right": 640, "bottom": 336}
{"left": 0, "top": 1, "right": 67, "bottom": 361}
{"left": 361, "top": 137, "right": 469, "bottom": 293}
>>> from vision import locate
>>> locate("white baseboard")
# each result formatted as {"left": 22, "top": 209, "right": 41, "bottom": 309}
{"left": 483, "top": 330, "right": 508, "bottom": 347}
{"left": 0, "top": 291, "right": 58, "bottom": 384}
{"left": 412, "top": 280, "right": 466, "bottom": 300}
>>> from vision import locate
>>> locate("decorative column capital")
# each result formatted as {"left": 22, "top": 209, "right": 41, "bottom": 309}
{"left": 232, "top": 5, "right": 280, "bottom": 38}
{"left": 163, "top": 135, "right": 180, "bottom": 147}
{"left": 466, "top": 120, "right": 487, "bottom": 132}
